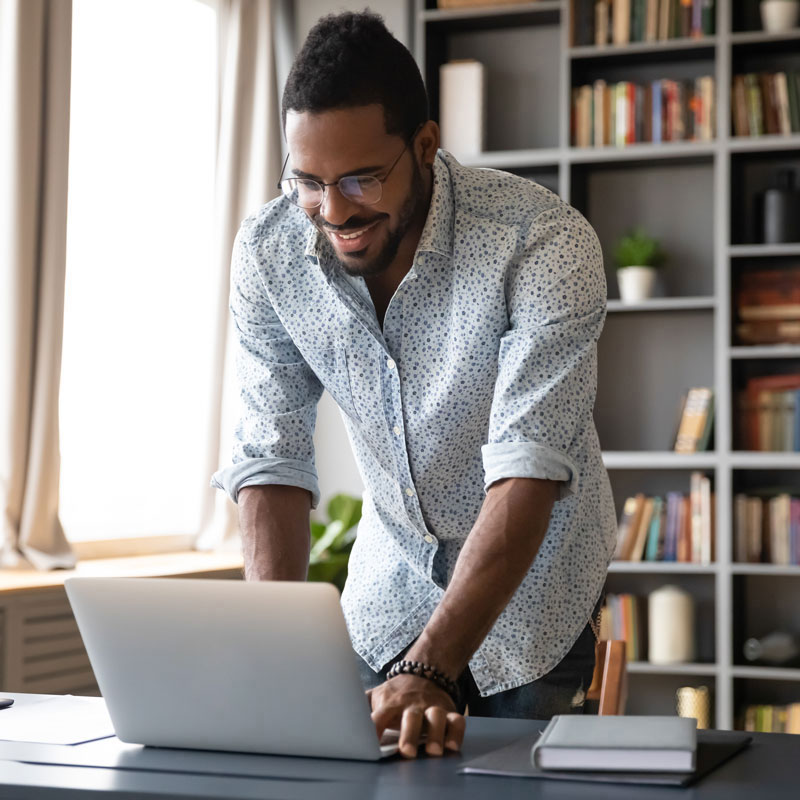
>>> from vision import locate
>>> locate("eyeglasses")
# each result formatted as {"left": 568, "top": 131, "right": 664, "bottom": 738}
{"left": 277, "top": 129, "right": 419, "bottom": 209}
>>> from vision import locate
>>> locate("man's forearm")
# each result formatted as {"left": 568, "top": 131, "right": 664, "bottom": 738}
{"left": 238, "top": 484, "right": 312, "bottom": 581}
{"left": 406, "top": 477, "right": 558, "bottom": 678}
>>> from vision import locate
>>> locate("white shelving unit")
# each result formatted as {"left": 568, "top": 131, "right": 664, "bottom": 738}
{"left": 416, "top": 0, "right": 800, "bottom": 729}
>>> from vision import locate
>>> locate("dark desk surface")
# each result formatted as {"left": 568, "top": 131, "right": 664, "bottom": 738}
{"left": 1, "top": 693, "right": 799, "bottom": 799}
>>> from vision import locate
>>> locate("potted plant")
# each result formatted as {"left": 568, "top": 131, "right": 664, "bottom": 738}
{"left": 614, "top": 226, "right": 666, "bottom": 304}
{"left": 760, "top": 0, "right": 800, "bottom": 32}
{"left": 307, "top": 493, "right": 362, "bottom": 591}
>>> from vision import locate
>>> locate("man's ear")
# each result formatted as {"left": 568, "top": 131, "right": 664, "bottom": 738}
{"left": 416, "top": 120, "right": 440, "bottom": 168}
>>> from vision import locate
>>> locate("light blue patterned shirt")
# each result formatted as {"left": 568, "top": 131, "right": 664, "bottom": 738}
{"left": 212, "top": 150, "right": 617, "bottom": 695}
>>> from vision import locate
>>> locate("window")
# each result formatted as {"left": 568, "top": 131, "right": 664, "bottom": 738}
{"left": 59, "top": 0, "right": 218, "bottom": 546}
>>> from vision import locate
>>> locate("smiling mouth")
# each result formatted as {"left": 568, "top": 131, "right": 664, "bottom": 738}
{"left": 323, "top": 219, "right": 381, "bottom": 253}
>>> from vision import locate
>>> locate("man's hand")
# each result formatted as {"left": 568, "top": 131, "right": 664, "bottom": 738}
{"left": 367, "top": 675, "right": 465, "bottom": 759}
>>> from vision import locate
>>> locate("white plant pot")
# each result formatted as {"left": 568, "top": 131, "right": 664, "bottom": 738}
{"left": 617, "top": 266, "right": 658, "bottom": 304}
{"left": 760, "top": 1, "right": 800, "bottom": 32}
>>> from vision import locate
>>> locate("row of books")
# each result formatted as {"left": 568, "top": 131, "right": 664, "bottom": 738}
{"left": 736, "top": 268, "right": 800, "bottom": 346}
{"left": 732, "top": 73, "right": 800, "bottom": 138}
{"left": 734, "top": 493, "right": 800, "bottom": 566}
{"left": 572, "top": 0, "right": 715, "bottom": 47}
{"left": 742, "top": 704, "right": 800, "bottom": 735}
{"left": 571, "top": 77, "right": 715, "bottom": 147}
{"left": 736, "top": 374, "right": 800, "bottom": 452}
{"left": 599, "top": 593, "right": 645, "bottom": 662}
{"left": 613, "top": 475, "right": 715, "bottom": 564}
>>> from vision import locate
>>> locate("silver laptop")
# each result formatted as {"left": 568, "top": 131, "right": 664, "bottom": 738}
{"left": 64, "top": 577, "right": 397, "bottom": 760}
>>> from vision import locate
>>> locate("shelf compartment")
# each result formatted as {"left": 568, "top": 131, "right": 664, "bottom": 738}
{"left": 596, "top": 311, "right": 714, "bottom": 451}
{"left": 607, "top": 297, "right": 715, "bottom": 313}
{"left": 625, "top": 672, "right": 717, "bottom": 719}
{"left": 423, "top": 9, "right": 560, "bottom": 154}
{"left": 572, "top": 159, "right": 714, "bottom": 300}
{"left": 730, "top": 149, "right": 800, "bottom": 245}
{"left": 733, "top": 574, "right": 800, "bottom": 668}
{"left": 605, "top": 572, "right": 716, "bottom": 665}
{"left": 420, "top": 1, "right": 560, "bottom": 31}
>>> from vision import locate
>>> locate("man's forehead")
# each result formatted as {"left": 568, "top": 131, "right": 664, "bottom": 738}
{"left": 285, "top": 105, "right": 400, "bottom": 170}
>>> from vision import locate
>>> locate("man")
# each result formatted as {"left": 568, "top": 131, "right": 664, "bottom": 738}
{"left": 212, "top": 11, "right": 617, "bottom": 759}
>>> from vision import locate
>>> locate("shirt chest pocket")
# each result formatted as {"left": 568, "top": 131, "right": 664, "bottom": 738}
{"left": 314, "top": 346, "right": 361, "bottom": 422}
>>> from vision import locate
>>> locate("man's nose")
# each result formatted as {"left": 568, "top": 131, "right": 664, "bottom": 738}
{"left": 319, "top": 183, "right": 360, "bottom": 227}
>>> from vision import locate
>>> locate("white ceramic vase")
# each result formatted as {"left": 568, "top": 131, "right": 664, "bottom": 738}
{"left": 617, "top": 266, "right": 658, "bottom": 304}
{"left": 760, "top": 0, "right": 800, "bottom": 32}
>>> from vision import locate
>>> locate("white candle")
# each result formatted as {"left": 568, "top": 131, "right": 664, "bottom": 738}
{"left": 648, "top": 585, "right": 696, "bottom": 664}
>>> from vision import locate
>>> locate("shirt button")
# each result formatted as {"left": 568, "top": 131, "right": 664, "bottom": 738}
{"left": 386, "top": 358, "right": 396, "bottom": 370}
{"left": 424, "top": 535, "right": 434, "bottom": 544}
{"left": 393, "top": 426, "right": 401, "bottom": 436}
{"left": 405, "top": 487, "right": 414, "bottom": 497}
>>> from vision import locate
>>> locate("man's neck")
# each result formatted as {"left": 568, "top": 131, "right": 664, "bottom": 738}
{"left": 365, "top": 178, "right": 433, "bottom": 328}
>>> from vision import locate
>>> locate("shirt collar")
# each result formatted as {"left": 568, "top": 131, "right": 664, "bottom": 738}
{"left": 415, "top": 150, "right": 454, "bottom": 259}
{"left": 303, "top": 149, "right": 455, "bottom": 267}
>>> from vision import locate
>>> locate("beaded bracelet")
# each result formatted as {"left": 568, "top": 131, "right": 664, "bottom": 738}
{"left": 385, "top": 659, "right": 461, "bottom": 707}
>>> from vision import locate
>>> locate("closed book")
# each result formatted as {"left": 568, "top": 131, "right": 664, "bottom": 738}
{"left": 614, "top": 494, "right": 646, "bottom": 560}
{"left": 674, "top": 387, "right": 713, "bottom": 453}
{"left": 775, "top": 73, "right": 791, "bottom": 135}
{"left": 595, "top": 0, "right": 611, "bottom": 46}
{"left": 644, "top": 495, "right": 664, "bottom": 561}
{"left": 613, "top": 0, "right": 631, "bottom": 45}
{"left": 439, "top": 60, "right": 486, "bottom": 157}
{"left": 531, "top": 715, "right": 697, "bottom": 772}
{"left": 630, "top": 497, "right": 655, "bottom": 561}
{"left": 732, "top": 75, "right": 749, "bottom": 136}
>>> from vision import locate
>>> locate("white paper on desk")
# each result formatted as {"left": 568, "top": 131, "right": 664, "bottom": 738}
{"left": 0, "top": 696, "right": 115, "bottom": 745}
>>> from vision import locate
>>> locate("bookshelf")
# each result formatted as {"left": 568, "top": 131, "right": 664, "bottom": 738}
{"left": 415, "top": 0, "right": 800, "bottom": 730}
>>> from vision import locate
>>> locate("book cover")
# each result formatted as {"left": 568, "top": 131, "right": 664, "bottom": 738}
{"left": 732, "top": 75, "right": 749, "bottom": 136}
{"left": 630, "top": 497, "right": 655, "bottom": 561}
{"left": 664, "top": 491, "right": 682, "bottom": 561}
{"left": 644, "top": 495, "right": 664, "bottom": 561}
{"left": 775, "top": 73, "right": 791, "bottom": 135}
{"left": 690, "top": 471, "right": 703, "bottom": 563}
{"left": 700, "top": 475, "right": 713, "bottom": 565}
{"left": 677, "top": 495, "right": 691, "bottom": 562}
{"left": 614, "top": 494, "right": 646, "bottom": 560}
{"left": 734, "top": 493, "right": 748, "bottom": 562}
{"left": 674, "top": 387, "right": 714, "bottom": 453}
{"left": 613, "top": 0, "right": 631, "bottom": 45}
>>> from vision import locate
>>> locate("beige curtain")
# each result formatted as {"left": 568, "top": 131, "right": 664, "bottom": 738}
{"left": 0, "top": 0, "right": 75, "bottom": 570}
{"left": 196, "top": 0, "right": 283, "bottom": 549}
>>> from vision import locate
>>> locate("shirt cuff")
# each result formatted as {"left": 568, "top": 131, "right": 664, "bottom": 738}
{"left": 481, "top": 442, "right": 579, "bottom": 500}
{"left": 211, "top": 457, "right": 320, "bottom": 509}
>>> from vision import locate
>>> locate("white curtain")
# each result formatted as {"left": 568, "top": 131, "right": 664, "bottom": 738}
{"left": 196, "top": 0, "right": 283, "bottom": 549}
{"left": 0, "top": 0, "right": 75, "bottom": 569}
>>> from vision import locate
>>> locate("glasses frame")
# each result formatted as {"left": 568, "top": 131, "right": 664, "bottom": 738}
{"left": 277, "top": 125, "right": 422, "bottom": 209}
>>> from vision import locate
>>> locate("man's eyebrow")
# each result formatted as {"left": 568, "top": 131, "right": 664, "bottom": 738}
{"left": 291, "top": 164, "right": 386, "bottom": 181}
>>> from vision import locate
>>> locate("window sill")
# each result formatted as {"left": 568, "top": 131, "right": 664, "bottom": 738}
{"left": 0, "top": 550, "right": 244, "bottom": 595}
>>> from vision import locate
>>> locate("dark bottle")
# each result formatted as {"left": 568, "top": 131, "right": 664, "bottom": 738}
{"left": 763, "top": 169, "right": 800, "bottom": 244}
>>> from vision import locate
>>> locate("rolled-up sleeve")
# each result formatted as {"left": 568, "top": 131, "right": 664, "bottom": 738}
{"left": 211, "top": 226, "right": 323, "bottom": 507}
{"left": 482, "top": 204, "right": 606, "bottom": 500}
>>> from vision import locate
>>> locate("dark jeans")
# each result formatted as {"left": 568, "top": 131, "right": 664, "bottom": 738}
{"left": 356, "top": 603, "right": 599, "bottom": 720}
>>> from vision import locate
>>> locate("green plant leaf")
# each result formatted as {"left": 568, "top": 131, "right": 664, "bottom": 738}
{"left": 309, "top": 520, "right": 326, "bottom": 544}
{"left": 309, "top": 519, "right": 345, "bottom": 563}
{"left": 613, "top": 226, "right": 666, "bottom": 269}
{"left": 327, "top": 494, "right": 362, "bottom": 532}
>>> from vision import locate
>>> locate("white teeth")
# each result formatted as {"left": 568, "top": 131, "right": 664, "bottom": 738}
{"left": 334, "top": 222, "right": 376, "bottom": 241}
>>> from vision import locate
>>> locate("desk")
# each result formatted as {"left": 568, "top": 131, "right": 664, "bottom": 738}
{"left": 1, "top": 693, "right": 799, "bottom": 799}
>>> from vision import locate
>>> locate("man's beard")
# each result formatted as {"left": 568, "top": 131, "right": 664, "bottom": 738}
{"left": 317, "top": 159, "right": 427, "bottom": 278}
